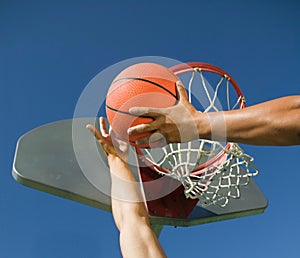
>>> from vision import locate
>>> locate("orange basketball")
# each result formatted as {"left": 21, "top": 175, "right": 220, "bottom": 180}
{"left": 106, "top": 62, "right": 180, "bottom": 147}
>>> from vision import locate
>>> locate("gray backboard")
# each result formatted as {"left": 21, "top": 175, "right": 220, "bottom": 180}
{"left": 12, "top": 118, "right": 268, "bottom": 230}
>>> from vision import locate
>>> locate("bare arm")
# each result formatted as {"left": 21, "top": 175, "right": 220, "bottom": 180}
{"left": 128, "top": 82, "right": 300, "bottom": 146}
{"left": 108, "top": 157, "right": 166, "bottom": 258}
{"left": 203, "top": 96, "right": 300, "bottom": 145}
{"left": 87, "top": 119, "right": 166, "bottom": 258}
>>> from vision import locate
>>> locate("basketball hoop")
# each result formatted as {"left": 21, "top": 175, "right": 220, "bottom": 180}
{"left": 135, "top": 62, "right": 258, "bottom": 207}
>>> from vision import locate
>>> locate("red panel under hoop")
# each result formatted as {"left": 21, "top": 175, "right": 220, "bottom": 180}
{"left": 136, "top": 155, "right": 198, "bottom": 219}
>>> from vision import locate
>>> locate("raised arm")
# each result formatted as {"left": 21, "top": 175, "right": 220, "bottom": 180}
{"left": 86, "top": 118, "right": 166, "bottom": 258}
{"left": 128, "top": 82, "right": 300, "bottom": 146}
{"left": 204, "top": 96, "right": 300, "bottom": 145}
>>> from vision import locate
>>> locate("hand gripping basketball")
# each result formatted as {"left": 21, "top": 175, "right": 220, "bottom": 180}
{"left": 128, "top": 81, "right": 201, "bottom": 146}
{"left": 105, "top": 63, "right": 181, "bottom": 147}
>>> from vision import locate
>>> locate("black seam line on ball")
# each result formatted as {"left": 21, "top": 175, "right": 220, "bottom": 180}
{"left": 106, "top": 104, "right": 151, "bottom": 118}
{"left": 113, "top": 77, "right": 178, "bottom": 100}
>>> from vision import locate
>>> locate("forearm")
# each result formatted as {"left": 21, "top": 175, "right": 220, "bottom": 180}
{"left": 108, "top": 155, "right": 136, "bottom": 183}
{"left": 199, "top": 96, "right": 300, "bottom": 146}
{"left": 108, "top": 156, "right": 148, "bottom": 225}
{"left": 108, "top": 156, "right": 166, "bottom": 258}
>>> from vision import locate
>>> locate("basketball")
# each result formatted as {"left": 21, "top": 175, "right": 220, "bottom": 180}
{"left": 106, "top": 62, "right": 181, "bottom": 147}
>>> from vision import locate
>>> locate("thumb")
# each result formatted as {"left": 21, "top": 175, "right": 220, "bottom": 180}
{"left": 176, "top": 81, "right": 189, "bottom": 103}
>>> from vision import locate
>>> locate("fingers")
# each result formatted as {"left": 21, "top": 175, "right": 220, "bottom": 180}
{"left": 127, "top": 116, "right": 162, "bottom": 135}
{"left": 127, "top": 123, "right": 152, "bottom": 135}
{"left": 99, "top": 117, "right": 109, "bottom": 138}
{"left": 86, "top": 117, "right": 111, "bottom": 142}
{"left": 129, "top": 82, "right": 187, "bottom": 116}
{"left": 129, "top": 107, "right": 165, "bottom": 117}
{"left": 135, "top": 132, "right": 167, "bottom": 148}
{"left": 129, "top": 82, "right": 188, "bottom": 117}
{"left": 86, "top": 124, "right": 102, "bottom": 141}
{"left": 176, "top": 81, "right": 189, "bottom": 103}
{"left": 127, "top": 108, "right": 165, "bottom": 136}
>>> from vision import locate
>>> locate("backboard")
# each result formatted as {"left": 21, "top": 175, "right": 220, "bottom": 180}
{"left": 12, "top": 117, "right": 268, "bottom": 236}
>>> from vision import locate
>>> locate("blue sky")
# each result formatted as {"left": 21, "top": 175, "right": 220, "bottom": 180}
{"left": 0, "top": 0, "right": 299, "bottom": 257}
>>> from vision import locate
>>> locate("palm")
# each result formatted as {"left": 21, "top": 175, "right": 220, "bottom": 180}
{"left": 86, "top": 118, "right": 128, "bottom": 162}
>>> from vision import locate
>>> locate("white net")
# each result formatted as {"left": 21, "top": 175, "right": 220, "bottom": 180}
{"left": 140, "top": 141, "right": 258, "bottom": 207}
{"left": 138, "top": 65, "right": 259, "bottom": 207}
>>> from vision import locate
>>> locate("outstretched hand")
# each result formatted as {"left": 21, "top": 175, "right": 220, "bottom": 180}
{"left": 86, "top": 117, "right": 128, "bottom": 162}
{"left": 128, "top": 81, "right": 202, "bottom": 146}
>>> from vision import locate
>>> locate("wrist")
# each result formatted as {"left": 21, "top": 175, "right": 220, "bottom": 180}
{"left": 107, "top": 154, "right": 127, "bottom": 167}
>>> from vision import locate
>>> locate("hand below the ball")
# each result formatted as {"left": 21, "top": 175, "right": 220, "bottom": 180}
{"left": 86, "top": 117, "right": 129, "bottom": 163}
